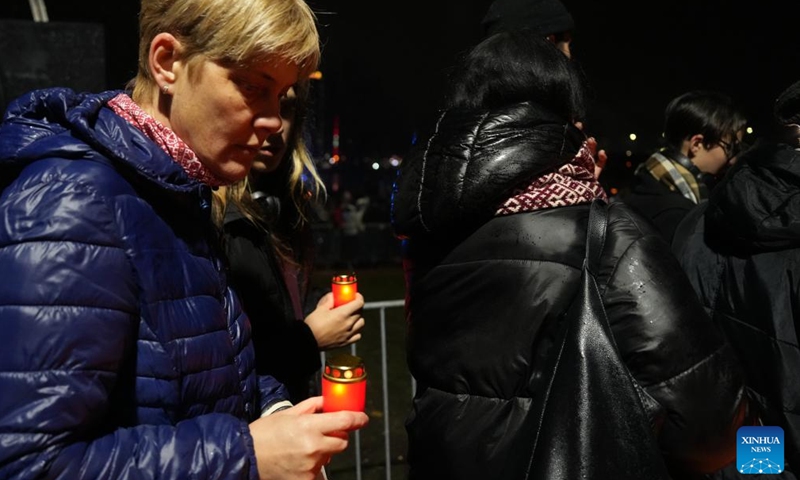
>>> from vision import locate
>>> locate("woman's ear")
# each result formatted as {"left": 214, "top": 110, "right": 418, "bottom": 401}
{"left": 149, "top": 32, "right": 181, "bottom": 92}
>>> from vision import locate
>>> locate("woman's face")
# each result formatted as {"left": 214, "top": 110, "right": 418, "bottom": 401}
{"left": 250, "top": 86, "right": 298, "bottom": 176}
{"left": 167, "top": 56, "right": 299, "bottom": 184}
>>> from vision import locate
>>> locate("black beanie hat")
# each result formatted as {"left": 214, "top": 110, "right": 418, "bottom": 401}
{"left": 481, "top": 0, "right": 575, "bottom": 38}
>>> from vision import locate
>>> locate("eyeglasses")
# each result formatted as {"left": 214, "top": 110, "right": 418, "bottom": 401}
{"left": 717, "top": 138, "right": 741, "bottom": 159}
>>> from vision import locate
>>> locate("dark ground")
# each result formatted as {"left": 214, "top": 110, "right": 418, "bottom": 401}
{"left": 310, "top": 266, "right": 411, "bottom": 480}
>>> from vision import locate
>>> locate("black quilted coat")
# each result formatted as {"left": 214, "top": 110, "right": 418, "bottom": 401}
{"left": 673, "top": 139, "right": 800, "bottom": 475}
{"left": 391, "top": 102, "right": 748, "bottom": 479}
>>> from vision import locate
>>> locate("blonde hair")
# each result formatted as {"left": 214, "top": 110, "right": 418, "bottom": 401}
{"left": 213, "top": 138, "right": 325, "bottom": 269}
{"left": 281, "top": 81, "right": 326, "bottom": 217}
{"left": 131, "top": 0, "right": 320, "bottom": 100}
{"left": 221, "top": 135, "right": 325, "bottom": 228}
{"left": 212, "top": 82, "right": 325, "bottom": 267}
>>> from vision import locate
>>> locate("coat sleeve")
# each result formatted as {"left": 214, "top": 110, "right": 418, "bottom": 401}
{"left": 0, "top": 175, "right": 258, "bottom": 480}
{"left": 224, "top": 288, "right": 292, "bottom": 416}
{"left": 600, "top": 207, "right": 748, "bottom": 475}
{"left": 223, "top": 222, "right": 321, "bottom": 386}
{"left": 258, "top": 375, "right": 293, "bottom": 415}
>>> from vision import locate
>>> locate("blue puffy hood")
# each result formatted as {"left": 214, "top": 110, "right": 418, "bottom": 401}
{"left": 0, "top": 88, "right": 200, "bottom": 193}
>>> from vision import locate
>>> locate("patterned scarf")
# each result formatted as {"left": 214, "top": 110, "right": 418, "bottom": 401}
{"left": 107, "top": 93, "right": 226, "bottom": 187}
{"left": 638, "top": 152, "right": 705, "bottom": 204}
{"left": 495, "top": 140, "right": 607, "bottom": 215}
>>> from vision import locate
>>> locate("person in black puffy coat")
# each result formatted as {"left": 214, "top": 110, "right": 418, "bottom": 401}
{"left": 673, "top": 80, "right": 800, "bottom": 478}
{"left": 391, "top": 30, "right": 750, "bottom": 480}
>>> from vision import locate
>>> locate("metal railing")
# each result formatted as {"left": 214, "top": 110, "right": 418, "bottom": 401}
{"left": 28, "top": 0, "right": 49, "bottom": 22}
{"left": 321, "top": 299, "right": 406, "bottom": 480}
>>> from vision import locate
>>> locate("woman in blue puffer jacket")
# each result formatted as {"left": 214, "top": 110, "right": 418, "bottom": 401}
{"left": 0, "top": 1, "right": 367, "bottom": 479}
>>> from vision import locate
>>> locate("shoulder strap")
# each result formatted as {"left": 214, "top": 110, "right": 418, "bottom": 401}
{"left": 585, "top": 199, "right": 608, "bottom": 276}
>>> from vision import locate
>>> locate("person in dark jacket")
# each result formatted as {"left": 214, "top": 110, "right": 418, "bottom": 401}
{"left": 619, "top": 90, "right": 748, "bottom": 243}
{"left": 215, "top": 85, "right": 365, "bottom": 405}
{"left": 0, "top": 1, "right": 367, "bottom": 479}
{"left": 391, "top": 30, "right": 749, "bottom": 480}
{"left": 482, "top": 0, "right": 575, "bottom": 57}
{"left": 672, "top": 80, "right": 800, "bottom": 477}
{"left": 481, "top": 0, "right": 608, "bottom": 177}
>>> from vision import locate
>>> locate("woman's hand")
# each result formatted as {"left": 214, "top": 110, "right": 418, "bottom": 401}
{"left": 305, "top": 292, "right": 366, "bottom": 350}
{"left": 585, "top": 136, "right": 607, "bottom": 180}
{"left": 574, "top": 122, "right": 607, "bottom": 180}
{"left": 250, "top": 396, "right": 369, "bottom": 480}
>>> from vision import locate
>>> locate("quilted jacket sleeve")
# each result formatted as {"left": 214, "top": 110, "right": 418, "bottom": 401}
{"left": 0, "top": 169, "right": 258, "bottom": 480}
{"left": 223, "top": 220, "right": 322, "bottom": 387}
{"left": 258, "top": 375, "right": 293, "bottom": 415}
{"left": 600, "top": 202, "right": 747, "bottom": 475}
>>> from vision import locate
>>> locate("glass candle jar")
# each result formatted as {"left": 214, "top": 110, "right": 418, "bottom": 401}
{"left": 331, "top": 273, "right": 357, "bottom": 307}
{"left": 322, "top": 353, "right": 367, "bottom": 412}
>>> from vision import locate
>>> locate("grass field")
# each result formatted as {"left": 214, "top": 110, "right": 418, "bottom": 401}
{"left": 310, "top": 266, "right": 411, "bottom": 480}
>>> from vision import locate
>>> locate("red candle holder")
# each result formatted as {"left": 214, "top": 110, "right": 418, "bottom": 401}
{"left": 331, "top": 273, "right": 357, "bottom": 308}
{"left": 322, "top": 353, "right": 367, "bottom": 412}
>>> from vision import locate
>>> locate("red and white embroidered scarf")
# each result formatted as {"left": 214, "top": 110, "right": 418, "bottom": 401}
{"left": 496, "top": 140, "right": 607, "bottom": 215}
{"left": 107, "top": 93, "right": 226, "bottom": 187}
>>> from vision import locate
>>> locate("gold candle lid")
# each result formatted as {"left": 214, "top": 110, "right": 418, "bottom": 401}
{"left": 323, "top": 353, "right": 367, "bottom": 383}
{"left": 332, "top": 273, "right": 357, "bottom": 285}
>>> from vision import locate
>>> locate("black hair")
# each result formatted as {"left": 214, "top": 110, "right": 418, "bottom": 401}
{"left": 662, "top": 90, "right": 747, "bottom": 148}
{"left": 443, "top": 29, "right": 586, "bottom": 123}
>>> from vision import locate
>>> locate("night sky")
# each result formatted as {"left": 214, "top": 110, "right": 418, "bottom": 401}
{"left": 317, "top": 0, "right": 800, "bottom": 159}
{"left": 2, "top": 0, "right": 799, "bottom": 166}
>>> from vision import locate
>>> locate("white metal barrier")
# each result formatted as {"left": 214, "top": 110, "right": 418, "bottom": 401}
{"left": 321, "top": 299, "right": 406, "bottom": 480}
